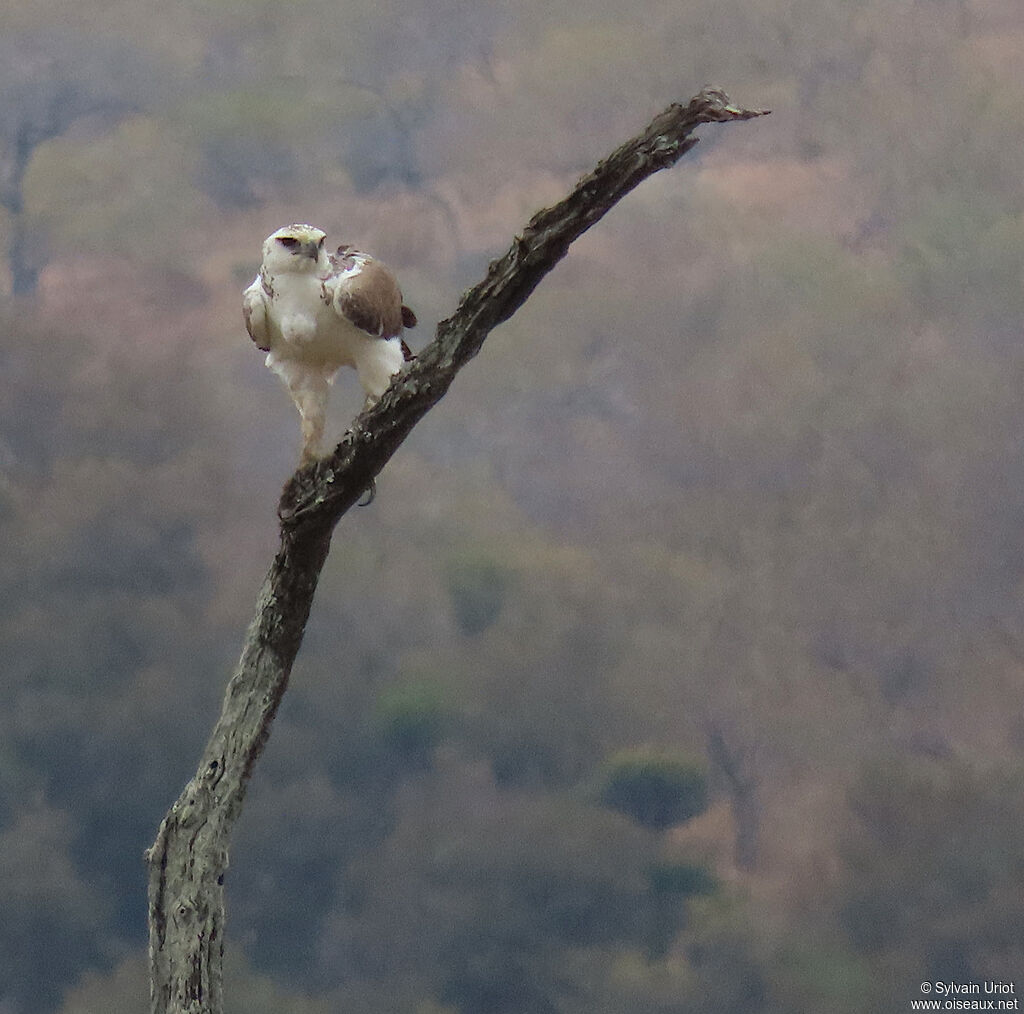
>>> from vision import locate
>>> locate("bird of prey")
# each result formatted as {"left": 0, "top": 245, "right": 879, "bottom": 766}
{"left": 243, "top": 224, "right": 416, "bottom": 463}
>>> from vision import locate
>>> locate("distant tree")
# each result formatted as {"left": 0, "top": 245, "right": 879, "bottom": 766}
{"left": 837, "top": 756, "right": 1024, "bottom": 988}
{"left": 184, "top": 87, "right": 315, "bottom": 210}
{"left": 596, "top": 748, "right": 713, "bottom": 959}
{"left": 646, "top": 861, "right": 717, "bottom": 960}
{"left": 329, "top": 785, "right": 657, "bottom": 1013}
{"left": 597, "top": 749, "right": 709, "bottom": 831}
{"left": 444, "top": 549, "right": 512, "bottom": 636}
{"left": 374, "top": 679, "right": 457, "bottom": 771}
{"left": 705, "top": 722, "right": 761, "bottom": 871}
{"left": 0, "top": 804, "right": 110, "bottom": 1012}
{"left": 0, "top": 32, "right": 156, "bottom": 294}
{"left": 145, "top": 89, "right": 767, "bottom": 1014}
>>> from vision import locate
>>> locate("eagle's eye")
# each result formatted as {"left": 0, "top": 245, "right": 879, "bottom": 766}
{"left": 318, "top": 236, "right": 325, "bottom": 247}
{"left": 278, "top": 236, "right": 299, "bottom": 249}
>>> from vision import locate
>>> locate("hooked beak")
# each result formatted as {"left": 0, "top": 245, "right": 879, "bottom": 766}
{"left": 299, "top": 240, "right": 320, "bottom": 260}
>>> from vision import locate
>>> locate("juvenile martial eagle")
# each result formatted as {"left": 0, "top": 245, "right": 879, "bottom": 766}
{"left": 243, "top": 224, "right": 416, "bottom": 463}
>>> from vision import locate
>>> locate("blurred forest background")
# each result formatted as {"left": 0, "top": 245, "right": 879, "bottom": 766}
{"left": 1, "top": 0, "right": 1023, "bottom": 1012}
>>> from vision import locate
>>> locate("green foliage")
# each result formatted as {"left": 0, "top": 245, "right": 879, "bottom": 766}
{"left": 597, "top": 750, "right": 709, "bottom": 831}
{"left": 330, "top": 787, "right": 656, "bottom": 1011}
{"left": 58, "top": 950, "right": 334, "bottom": 1014}
{"left": 57, "top": 954, "right": 146, "bottom": 1014}
{"left": 684, "top": 929, "right": 771, "bottom": 1014}
{"left": 28, "top": 116, "right": 205, "bottom": 256}
{"left": 173, "top": 86, "right": 324, "bottom": 209}
{"left": 3, "top": 1, "right": 1024, "bottom": 1012}
{"left": 0, "top": 805, "right": 111, "bottom": 1012}
{"left": 836, "top": 757, "right": 1024, "bottom": 986}
{"left": 482, "top": 728, "right": 564, "bottom": 788}
{"left": 648, "top": 862, "right": 717, "bottom": 898}
{"left": 444, "top": 549, "right": 512, "bottom": 636}
{"left": 224, "top": 948, "right": 335, "bottom": 1014}
{"left": 645, "top": 862, "right": 718, "bottom": 961}
{"left": 374, "top": 680, "right": 457, "bottom": 769}
{"left": 769, "top": 943, "right": 876, "bottom": 1014}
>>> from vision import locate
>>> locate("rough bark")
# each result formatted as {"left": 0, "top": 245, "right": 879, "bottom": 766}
{"left": 146, "top": 86, "right": 768, "bottom": 1014}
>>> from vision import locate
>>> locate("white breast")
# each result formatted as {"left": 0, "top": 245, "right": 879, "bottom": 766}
{"left": 268, "top": 274, "right": 360, "bottom": 372}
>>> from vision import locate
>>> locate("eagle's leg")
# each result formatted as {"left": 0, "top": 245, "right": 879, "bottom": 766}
{"left": 298, "top": 411, "right": 326, "bottom": 464}
{"left": 283, "top": 369, "right": 330, "bottom": 465}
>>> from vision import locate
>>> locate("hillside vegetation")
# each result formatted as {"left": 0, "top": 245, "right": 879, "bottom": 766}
{"left": 1, "top": 1, "right": 1023, "bottom": 1012}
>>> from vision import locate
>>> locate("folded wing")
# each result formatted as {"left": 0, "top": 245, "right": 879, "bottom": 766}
{"left": 327, "top": 246, "right": 416, "bottom": 352}
{"left": 242, "top": 276, "right": 272, "bottom": 352}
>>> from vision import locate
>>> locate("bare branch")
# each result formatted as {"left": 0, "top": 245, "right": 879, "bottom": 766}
{"left": 146, "top": 86, "right": 767, "bottom": 1014}
{"left": 280, "top": 86, "right": 768, "bottom": 529}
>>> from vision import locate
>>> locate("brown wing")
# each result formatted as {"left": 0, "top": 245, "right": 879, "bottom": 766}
{"left": 329, "top": 247, "right": 414, "bottom": 341}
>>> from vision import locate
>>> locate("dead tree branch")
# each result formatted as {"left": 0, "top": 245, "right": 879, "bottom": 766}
{"left": 145, "top": 86, "right": 768, "bottom": 1014}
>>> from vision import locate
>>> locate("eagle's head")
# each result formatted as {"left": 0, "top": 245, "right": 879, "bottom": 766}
{"left": 262, "top": 224, "right": 328, "bottom": 275}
